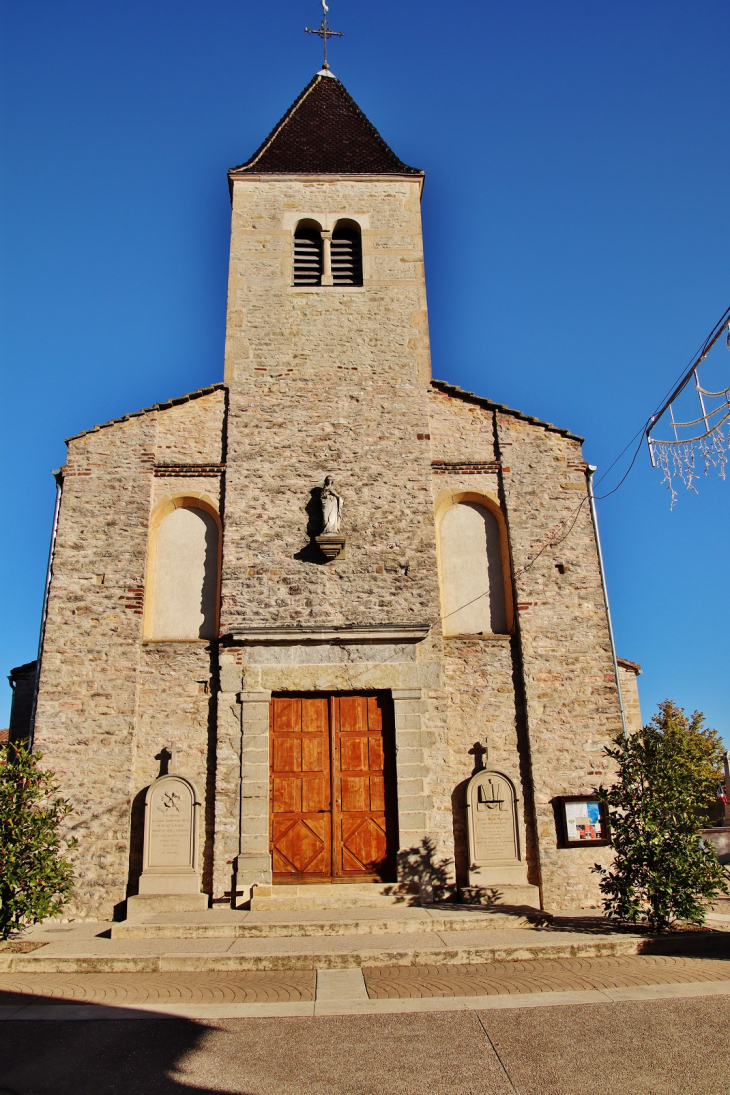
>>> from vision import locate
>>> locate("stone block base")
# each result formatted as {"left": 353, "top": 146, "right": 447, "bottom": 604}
{"left": 460, "top": 884, "right": 541, "bottom": 909}
{"left": 126, "top": 893, "right": 209, "bottom": 918}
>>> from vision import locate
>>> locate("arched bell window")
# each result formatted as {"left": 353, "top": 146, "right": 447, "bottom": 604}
{"left": 293, "top": 221, "right": 323, "bottom": 286}
{"left": 331, "top": 220, "right": 363, "bottom": 286}
{"left": 438, "top": 500, "right": 510, "bottom": 636}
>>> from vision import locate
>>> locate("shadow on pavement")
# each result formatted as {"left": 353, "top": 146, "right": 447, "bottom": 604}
{"left": 0, "top": 990, "right": 245, "bottom": 1095}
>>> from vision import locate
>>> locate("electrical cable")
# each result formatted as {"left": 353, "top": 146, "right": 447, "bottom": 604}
{"left": 513, "top": 304, "right": 730, "bottom": 575}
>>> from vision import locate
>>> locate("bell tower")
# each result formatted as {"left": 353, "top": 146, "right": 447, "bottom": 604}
{"left": 216, "top": 69, "right": 442, "bottom": 899}
{"left": 224, "top": 69, "right": 431, "bottom": 388}
{"left": 219, "top": 70, "right": 440, "bottom": 634}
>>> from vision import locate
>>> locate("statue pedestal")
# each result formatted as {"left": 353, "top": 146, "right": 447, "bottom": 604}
{"left": 316, "top": 534, "right": 345, "bottom": 560}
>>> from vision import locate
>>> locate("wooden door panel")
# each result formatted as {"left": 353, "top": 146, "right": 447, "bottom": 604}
{"left": 302, "top": 697, "right": 329, "bottom": 733}
{"left": 339, "top": 816, "right": 388, "bottom": 872}
{"left": 301, "top": 775, "right": 328, "bottom": 813}
{"left": 341, "top": 775, "right": 369, "bottom": 813}
{"left": 272, "top": 736, "right": 300, "bottom": 772}
{"left": 332, "top": 693, "right": 397, "bottom": 880}
{"left": 339, "top": 734, "right": 369, "bottom": 772}
{"left": 272, "top": 776, "right": 301, "bottom": 814}
{"left": 301, "top": 734, "right": 324, "bottom": 772}
{"left": 272, "top": 816, "right": 328, "bottom": 875}
{"left": 274, "top": 696, "right": 299, "bottom": 732}
{"left": 270, "top": 696, "right": 332, "bottom": 880}
{"left": 369, "top": 775, "right": 385, "bottom": 812}
{"left": 338, "top": 694, "right": 367, "bottom": 731}
{"left": 368, "top": 736, "right": 384, "bottom": 771}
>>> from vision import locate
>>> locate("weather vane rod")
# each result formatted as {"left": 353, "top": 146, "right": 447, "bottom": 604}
{"left": 305, "top": 0, "right": 343, "bottom": 70}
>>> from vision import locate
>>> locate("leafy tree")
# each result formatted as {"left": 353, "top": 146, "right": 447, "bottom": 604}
{"left": 0, "top": 743, "right": 76, "bottom": 939}
{"left": 594, "top": 700, "right": 728, "bottom": 932}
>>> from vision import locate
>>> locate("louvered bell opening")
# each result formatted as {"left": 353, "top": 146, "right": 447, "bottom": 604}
{"left": 331, "top": 230, "right": 363, "bottom": 286}
{"left": 293, "top": 229, "right": 323, "bottom": 285}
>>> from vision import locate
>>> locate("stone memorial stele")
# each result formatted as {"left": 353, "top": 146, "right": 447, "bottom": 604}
{"left": 466, "top": 769, "right": 529, "bottom": 888}
{"left": 129, "top": 763, "right": 208, "bottom": 913}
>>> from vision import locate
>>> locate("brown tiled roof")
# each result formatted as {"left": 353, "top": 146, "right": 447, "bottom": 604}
{"left": 65, "top": 384, "right": 226, "bottom": 444}
{"left": 616, "top": 657, "right": 642, "bottom": 675}
{"left": 430, "top": 380, "right": 584, "bottom": 443}
{"left": 229, "top": 71, "right": 421, "bottom": 180}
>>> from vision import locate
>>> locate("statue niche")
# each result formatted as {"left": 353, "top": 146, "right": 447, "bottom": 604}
{"left": 315, "top": 475, "right": 345, "bottom": 560}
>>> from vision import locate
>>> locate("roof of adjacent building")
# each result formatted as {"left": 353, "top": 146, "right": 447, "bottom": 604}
{"left": 430, "top": 380, "right": 585, "bottom": 443}
{"left": 229, "top": 70, "right": 422, "bottom": 179}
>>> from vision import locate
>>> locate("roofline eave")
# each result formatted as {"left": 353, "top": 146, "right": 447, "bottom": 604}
{"left": 430, "top": 379, "right": 584, "bottom": 444}
{"left": 228, "top": 169, "right": 425, "bottom": 198}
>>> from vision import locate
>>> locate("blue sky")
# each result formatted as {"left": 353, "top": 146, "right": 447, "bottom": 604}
{"left": 1, "top": 0, "right": 728, "bottom": 739}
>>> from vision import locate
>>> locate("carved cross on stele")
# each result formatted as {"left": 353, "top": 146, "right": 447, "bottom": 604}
{"left": 305, "top": 0, "right": 344, "bottom": 70}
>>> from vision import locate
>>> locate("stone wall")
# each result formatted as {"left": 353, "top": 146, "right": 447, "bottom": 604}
{"left": 493, "top": 407, "right": 620, "bottom": 908}
{"left": 426, "top": 385, "right": 624, "bottom": 907}
{"left": 33, "top": 390, "right": 225, "bottom": 918}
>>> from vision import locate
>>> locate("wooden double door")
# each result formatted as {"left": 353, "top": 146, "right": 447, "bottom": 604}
{"left": 270, "top": 692, "right": 398, "bottom": 882}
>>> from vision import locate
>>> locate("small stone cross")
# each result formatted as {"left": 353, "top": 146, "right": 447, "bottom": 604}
{"left": 155, "top": 742, "right": 179, "bottom": 777}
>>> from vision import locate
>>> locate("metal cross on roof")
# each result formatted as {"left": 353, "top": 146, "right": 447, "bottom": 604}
{"left": 305, "top": 0, "right": 343, "bottom": 70}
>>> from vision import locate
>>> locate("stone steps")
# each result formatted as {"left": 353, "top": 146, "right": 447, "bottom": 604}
{"left": 111, "top": 906, "right": 542, "bottom": 939}
{"left": 249, "top": 882, "right": 418, "bottom": 911}
{"left": 248, "top": 882, "right": 540, "bottom": 911}
{"left": 0, "top": 930, "right": 655, "bottom": 975}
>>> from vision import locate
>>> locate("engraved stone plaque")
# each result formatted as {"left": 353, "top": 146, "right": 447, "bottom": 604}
{"left": 138, "top": 774, "right": 202, "bottom": 895}
{"left": 466, "top": 769, "right": 528, "bottom": 887}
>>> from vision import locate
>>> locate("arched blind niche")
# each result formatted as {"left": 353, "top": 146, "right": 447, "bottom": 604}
{"left": 439, "top": 502, "right": 508, "bottom": 636}
{"left": 331, "top": 220, "right": 363, "bottom": 286}
{"left": 293, "top": 221, "right": 323, "bottom": 285}
{"left": 148, "top": 503, "right": 219, "bottom": 640}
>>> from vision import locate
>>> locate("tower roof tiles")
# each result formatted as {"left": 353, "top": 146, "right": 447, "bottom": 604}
{"left": 229, "top": 71, "right": 422, "bottom": 180}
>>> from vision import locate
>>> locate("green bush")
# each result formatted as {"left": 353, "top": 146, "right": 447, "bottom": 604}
{"left": 0, "top": 743, "right": 76, "bottom": 939}
{"left": 594, "top": 700, "right": 728, "bottom": 932}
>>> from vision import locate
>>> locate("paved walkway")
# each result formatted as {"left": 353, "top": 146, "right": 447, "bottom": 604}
{"left": 1, "top": 949, "right": 730, "bottom": 1019}
{"left": 0, "top": 997, "right": 728, "bottom": 1094}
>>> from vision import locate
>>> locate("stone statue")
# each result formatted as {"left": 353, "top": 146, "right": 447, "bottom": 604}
{"left": 320, "top": 476, "right": 342, "bottom": 534}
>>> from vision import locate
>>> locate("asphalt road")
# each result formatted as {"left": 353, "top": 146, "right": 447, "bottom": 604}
{"left": 1, "top": 996, "right": 728, "bottom": 1095}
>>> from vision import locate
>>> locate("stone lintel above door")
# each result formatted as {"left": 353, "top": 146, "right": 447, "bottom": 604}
{"left": 221, "top": 624, "right": 430, "bottom": 645}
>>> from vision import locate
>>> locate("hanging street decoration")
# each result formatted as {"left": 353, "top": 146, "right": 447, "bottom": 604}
{"left": 646, "top": 305, "right": 730, "bottom": 506}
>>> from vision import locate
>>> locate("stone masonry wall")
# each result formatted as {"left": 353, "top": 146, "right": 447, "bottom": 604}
{"left": 427, "top": 390, "right": 536, "bottom": 890}
{"left": 494, "top": 409, "right": 620, "bottom": 908}
{"left": 34, "top": 391, "right": 225, "bottom": 918}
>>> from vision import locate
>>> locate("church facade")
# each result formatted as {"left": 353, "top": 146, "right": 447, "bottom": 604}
{"left": 33, "top": 70, "right": 640, "bottom": 919}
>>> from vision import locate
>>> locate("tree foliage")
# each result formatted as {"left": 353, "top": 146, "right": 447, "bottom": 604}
{"left": 0, "top": 743, "right": 76, "bottom": 939}
{"left": 594, "top": 700, "right": 728, "bottom": 932}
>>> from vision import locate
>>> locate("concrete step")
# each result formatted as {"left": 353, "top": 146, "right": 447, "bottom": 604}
{"left": 0, "top": 928, "right": 660, "bottom": 975}
{"left": 111, "top": 905, "right": 544, "bottom": 940}
{"left": 250, "top": 883, "right": 419, "bottom": 911}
